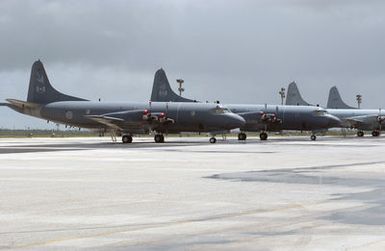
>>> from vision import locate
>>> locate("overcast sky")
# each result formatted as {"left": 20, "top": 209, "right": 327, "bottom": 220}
{"left": 1, "top": 0, "right": 385, "bottom": 129}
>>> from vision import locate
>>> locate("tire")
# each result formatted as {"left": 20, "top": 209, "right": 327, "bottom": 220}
{"left": 209, "top": 137, "right": 217, "bottom": 144}
{"left": 259, "top": 132, "right": 268, "bottom": 141}
{"left": 154, "top": 134, "right": 164, "bottom": 143}
{"left": 372, "top": 130, "right": 380, "bottom": 137}
{"left": 357, "top": 131, "right": 364, "bottom": 137}
{"left": 310, "top": 135, "right": 316, "bottom": 141}
{"left": 238, "top": 133, "right": 247, "bottom": 141}
{"left": 122, "top": 135, "right": 132, "bottom": 144}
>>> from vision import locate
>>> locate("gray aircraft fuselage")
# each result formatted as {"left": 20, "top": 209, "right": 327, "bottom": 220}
{"left": 327, "top": 108, "right": 384, "bottom": 130}
{"left": 285, "top": 82, "right": 384, "bottom": 132}
{"left": 8, "top": 101, "right": 245, "bottom": 134}
{"left": 3, "top": 60, "right": 246, "bottom": 140}
{"left": 228, "top": 104, "right": 340, "bottom": 131}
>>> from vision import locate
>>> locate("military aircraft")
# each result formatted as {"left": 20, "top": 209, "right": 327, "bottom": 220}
{"left": 150, "top": 69, "right": 341, "bottom": 141}
{"left": 285, "top": 82, "right": 385, "bottom": 137}
{"left": 1, "top": 61, "right": 246, "bottom": 144}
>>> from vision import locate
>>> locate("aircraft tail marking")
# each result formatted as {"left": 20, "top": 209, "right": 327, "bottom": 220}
{"left": 27, "top": 60, "right": 87, "bottom": 104}
{"left": 150, "top": 68, "right": 197, "bottom": 103}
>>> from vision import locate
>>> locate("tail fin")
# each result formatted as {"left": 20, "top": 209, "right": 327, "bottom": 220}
{"left": 27, "top": 60, "right": 87, "bottom": 104}
{"left": 150, "top": 68, "right": 197, "bottom": 102}
{"left": 326, "top": 86, "right": 356, "bottom": 109}
{"left": 285, "top": 81, "right": 312, "bottom": 106}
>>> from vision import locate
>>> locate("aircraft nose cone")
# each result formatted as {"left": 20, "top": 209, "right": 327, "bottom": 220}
{"left": 226, "top": 114, "right": 246, "bottom": 129}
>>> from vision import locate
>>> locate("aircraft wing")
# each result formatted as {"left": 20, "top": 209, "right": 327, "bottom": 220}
{"left": 86, "top": 115, "right": 125, "bottom": 130}
{"left": 237, "top": 111, "right": 262, "bottom": 122}
{"left": 238, "top": 111, "right": 281, "bottom": 123}
{"left": 343, "top": 114, "right": 382, "bottom": 128}
{"left": 86, "top": 109, "right": 175, "bottom": 131}
{"left": 238, "top": 111, "right": 282, "bottom": 131}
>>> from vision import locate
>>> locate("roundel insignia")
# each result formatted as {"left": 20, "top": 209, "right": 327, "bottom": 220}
{"left": 65, "top": 111, "right": 73, "bottom": 120}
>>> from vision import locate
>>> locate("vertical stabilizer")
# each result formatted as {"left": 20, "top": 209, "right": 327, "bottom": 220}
{"left": 326, "top": 86, "right": 356, "bottom": 109}
{"left": 285, "top": 81, "right": 312, "bottom": 106}
{"left": 27, "top": 60, "right": 87, "bottom": 104}
{"left": 150, "top": 69, "right": 197, "bottom": 102}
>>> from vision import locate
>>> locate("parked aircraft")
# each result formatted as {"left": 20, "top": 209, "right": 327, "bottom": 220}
{"left": 1, "top": 61, "right": 246, "bottom": 143}
{"left": 285, "top": 82, "right": 385, "bottom": 137}
{"left": 150, "top": 69, "right": 341, "bottom": 141}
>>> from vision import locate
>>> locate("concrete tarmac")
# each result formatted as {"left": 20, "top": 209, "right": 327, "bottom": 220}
{"left": 1, "top": 135, "right": 385, "bottom": 250}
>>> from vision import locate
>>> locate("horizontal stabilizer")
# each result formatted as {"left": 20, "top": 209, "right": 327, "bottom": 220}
{"left": 5, "top": 99, "right": 40, "bottom": 109}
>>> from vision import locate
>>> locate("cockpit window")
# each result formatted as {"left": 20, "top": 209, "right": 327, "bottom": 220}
{"left": 212, "top": 105, "right": 230, "bottom": 114}
{"left": 313, "top": 109, "right": 327, "bottom": 116}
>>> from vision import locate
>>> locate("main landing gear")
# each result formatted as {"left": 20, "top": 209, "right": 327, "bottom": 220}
{"left": 238, "top": 132, "right": 247, "bottom": 141}
{"left": 154, "top": 134, "right": 165, "bottom": 143}
{"left": 357, "top": 131, "right": 364, "bottom": 137}
{"left": 310, "top": 134, "right": 317, "bottom": 141}
{"left": 372, "top": 130, "right": 380, "bottom": 137}
{"left": 122, "top": 134, "right": 133, "bottom": 144}
{"left": 259, "top": 132, "right": 268, "bottom": 141}
{"left": 209, "top": 137, "right": 217, "bottom": 144}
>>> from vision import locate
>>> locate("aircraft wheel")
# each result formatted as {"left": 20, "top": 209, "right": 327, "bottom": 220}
{"left": 357, "top": 131, "right": 364, "bottom": 137}
{"left": 209, "top": 137, "right": 217, "bottom": 144}
{"left": 310, "top": 135, "right": 317, "bottom": 141}
{"left": 154, "top": 134, "right": 164, "bottom": 143}
{"left": 259, "top": 132, "right": 268, "bottom": 141}
{"left": 372, "top": 130, "right": 380, "bottom": 137}
{"left": 122, "top": 135, "right": 132, "bottom": 144}
{"left": 238, "top": 132, "right": 247, "bottom": 141}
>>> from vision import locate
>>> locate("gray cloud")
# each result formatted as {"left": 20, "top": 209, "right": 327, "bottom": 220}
{"left": 1, "top": 0, "right": 385, "bottom": 128}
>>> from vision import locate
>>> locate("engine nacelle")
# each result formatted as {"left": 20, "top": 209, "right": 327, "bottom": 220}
{"left": 377, "top": 116, "right": 385, "bottom": 123}
{"left": 142, "top": 110, "right": 175, "bottom": 124}
{"left": 260, "top": 112, "right": 281, "bottom": 124}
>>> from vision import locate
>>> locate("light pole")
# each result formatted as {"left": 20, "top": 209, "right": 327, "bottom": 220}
{"left": 356, "top": 94, "right": 362, "bottom": 109}
{"left": 279, "top": 87, "right": 286, "bottom": 105}
{"left": 176, "top": 79, "right": 184, "bottom": 97}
